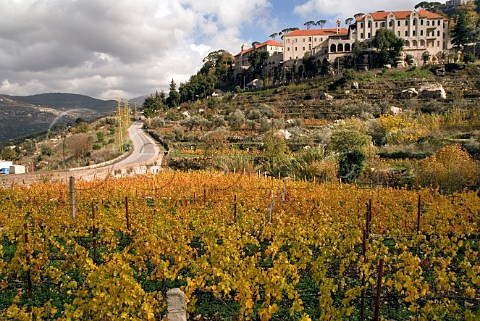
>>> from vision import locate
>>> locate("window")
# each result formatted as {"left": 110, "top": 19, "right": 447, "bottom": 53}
{"left": 368, "top": 32, "right": 371, "bottom": 38}
{"left": 287, "top": 47, "right": 290, "bottom": 51}
{"left": 308, "top": 37, "right": 311, "bottom": 41}
{"left": 421, "top": 30, "right": 424, "bottom": 36}
{"left": 368, "top": 21, "right": 372, "bottom": 28}
{"left": 381, "top": 22, "right": 385, "bottom": 28}
{"left": 295, "top": 47, "right": 297, "bottom": 51}
{"left": 360, "top": 32, "right": 364, "bottom": 38}
{"left": 427, "top": 20, "right": 430, "bottom": 26}
{"left": 389, "top": 20, "right": 394, "bottom": 27}
{"left": 437, "top": 30, "right": 440, "bottom": 36}
{"left": 413, "top": 19, "right": 417, "bottom": 26}
{"left": 302, "top": 47, "right": 305, "bottom": 51}
{"left": 405, "top": 30, "right": 409, "bottom": 36}
{"left": 397, "top": 20, "right": 401, "bottom": 27}
{"left": 437, "top": 41, "right": 440, "bottom": 47}
{"left": 413, "top": 30, "right": 416, "bottom": 36}
{"left": 405, "top": 20, "right": 409, "bottom": 26}
{"left": 375, "top": 22, "right": 378, "bottom": 28}
{"left": 360, "top": 22, "right": 364, "bottom": 28}
{"left": 303, "top": 38, "right": 305, "bottom": 42}
{"left": 286, "top": 39, "right": 290, "bottom": 43}
{"left": 437, "top": 20, "right": 441, "bottom": 26}
{"left": 421, "top": 19, "right": 424, "bottom": 26}
{"left": 397, "top": 31, "right": 400, "bottom": 36}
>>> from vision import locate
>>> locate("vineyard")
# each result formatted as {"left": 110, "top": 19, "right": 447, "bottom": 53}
{"left": 0, "top": 171, "right": 479, "bottom": 320}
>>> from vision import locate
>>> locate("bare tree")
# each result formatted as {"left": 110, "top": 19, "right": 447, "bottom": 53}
{"left": 67, "top": 133, "right": 93, "bottom": 158}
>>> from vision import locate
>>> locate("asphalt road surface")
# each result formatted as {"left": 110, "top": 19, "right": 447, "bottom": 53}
{"left": 113, "top": 120, "right": 161, "bottom": 167}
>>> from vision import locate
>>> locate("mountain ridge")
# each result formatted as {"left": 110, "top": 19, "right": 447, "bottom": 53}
{"left": 0, "top": 92, "right": 120, "bottom": 146}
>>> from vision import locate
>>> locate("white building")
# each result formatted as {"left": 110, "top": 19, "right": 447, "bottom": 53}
{"left": 234, "top": 40, "right": 283, "bottom": 72}
{"left": 353, "top": 9, "right": 449, "bottom": 62}
{"left": 282, "top": 28, "right": 349, "bottom": 61}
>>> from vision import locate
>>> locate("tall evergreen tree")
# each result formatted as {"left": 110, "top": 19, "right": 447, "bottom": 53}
{"left": 451, "top": 12, "right": 472, "bottom": 47}
{"left": 166, "top": 79, "right": 180, "bottom": 108}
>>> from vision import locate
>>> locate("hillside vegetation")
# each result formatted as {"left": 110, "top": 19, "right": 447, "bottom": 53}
{"left": 145, "top": 64, "right": 480, "bottom": 192}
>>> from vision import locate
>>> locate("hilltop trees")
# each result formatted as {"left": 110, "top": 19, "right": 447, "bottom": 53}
{"left": 414, "top": 2, "right": 442, "bottom": 12}
{"left": 177, "top": 49, "right": 233, "bottom": 103}
{"left": 143, "top": 91, "right": 166, "bottom": 117}
{"left": 304, "top": 21, "right": 316, "bottom": 30}
{"left": 316, "top": 19, "right": 327, "bottom": 29}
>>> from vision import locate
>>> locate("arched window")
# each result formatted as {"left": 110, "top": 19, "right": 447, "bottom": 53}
{"left": 338, "top": 43, "right": 344, "bottom": 52}
{"left": 330, "top": 44, "right": 337, "bottom": 53}
{"left": 420, "top": 39, "right": 425, "bottom": 47}
{"left": 405, "top": 40, "right": 410, "bottom": 47}
{"left": 345, "top": 43, "right": 351, "bottom": 52}
{"left": 413, "top": 40, "right": 418, "bottom": 47}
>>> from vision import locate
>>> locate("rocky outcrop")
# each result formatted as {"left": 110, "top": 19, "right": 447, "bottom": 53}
{"left": 418, "top": 83, "right": 446, "bottom": 99}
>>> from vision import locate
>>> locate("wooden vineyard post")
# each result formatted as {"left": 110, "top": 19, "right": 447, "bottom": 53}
{"left": 92, "top": 202, "right": 97, "bottom": 263}
{"left": 24, "top": 223, "right": 33, "bottom": 300}
{"left": 360, "top": 228, "right": 367, "bottom": 319}
{"left": 125, "top": 196, "right": 130, "bottom": 231}
{"left": 374, "top": 258, "right": 385, "bottom": 321}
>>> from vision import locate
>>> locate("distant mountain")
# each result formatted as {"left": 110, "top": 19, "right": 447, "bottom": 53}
{"left": 0, "top": 93, "right": 117, "bottom": 146}
{"left": 128, "top": 95, "right": 148, "bottom": 106}
{"left": 10, "top": 93, "right": 117, "bottom": 115}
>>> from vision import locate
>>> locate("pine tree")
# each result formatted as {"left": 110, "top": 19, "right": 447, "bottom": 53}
{"left": 451, "top": 12, "right": 472, "bottom": 48}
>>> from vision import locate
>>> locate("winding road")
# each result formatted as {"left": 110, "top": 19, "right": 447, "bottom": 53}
{"left": 0, "top": 120, "right": 163, "bottom": 187}
{"left": 113, "top": 120, "right": 161, "bottom": 167}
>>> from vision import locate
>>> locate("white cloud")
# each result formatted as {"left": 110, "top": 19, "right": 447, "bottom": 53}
{"left": 294, "top": 0, "right": 421, "bottom": 25}
{"left": 0, "top": 0, "right": 272, "bottom": 100}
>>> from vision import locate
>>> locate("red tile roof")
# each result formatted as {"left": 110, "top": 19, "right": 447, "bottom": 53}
{"left": 235, "top": 40, "right": 283, "bottom": 57}
{"left": 284, "top": 28, "right": 348, "bottom": 37}
{"left": 417, "top": 9, "right": 445, "bottom": 19}
{"left": 356, "top": 10, "right": 444, "bottom": 21}
{"left": 234, "top": 39, "right": 283, "bottom": 57}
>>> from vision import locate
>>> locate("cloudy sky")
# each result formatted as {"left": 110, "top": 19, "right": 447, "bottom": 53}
{"left": 0, "top": 0, "right": 421, "bottom": 100}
